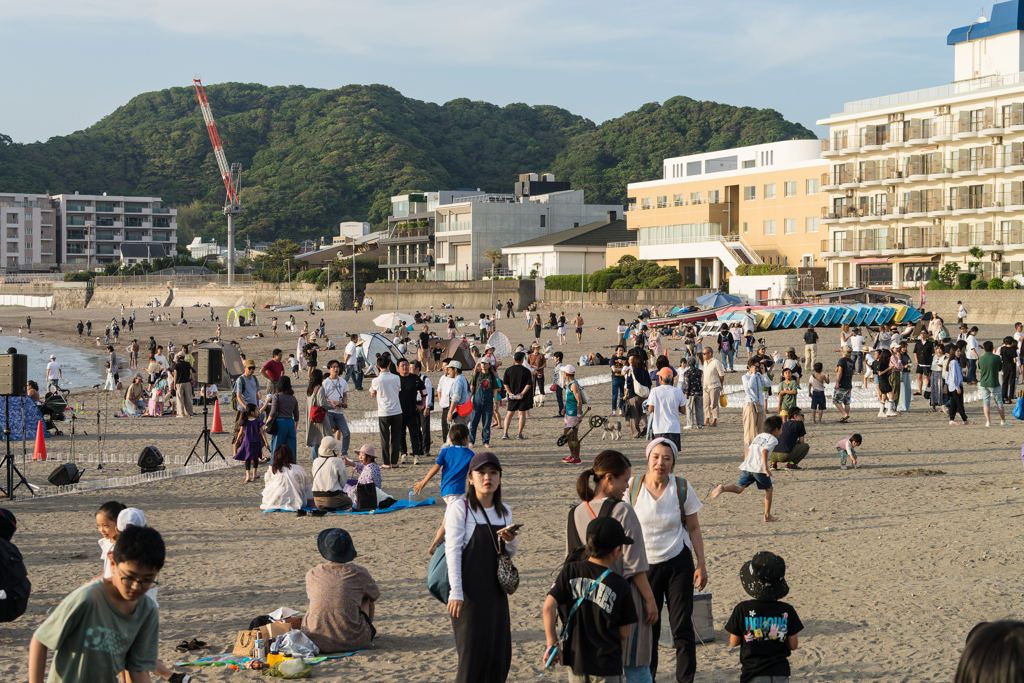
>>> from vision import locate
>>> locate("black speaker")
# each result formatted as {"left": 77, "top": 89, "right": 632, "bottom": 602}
{"left": 194, "top": 348, "right": 222, "bottom": 385}
{"left": 0, "top": 355, "right": 28, "bottom": 396}
{"left": 47, "top": 463, "right": 81, "bottom": 486}
{"left": 138, "top": 446, "right": 164, "bottom": 473}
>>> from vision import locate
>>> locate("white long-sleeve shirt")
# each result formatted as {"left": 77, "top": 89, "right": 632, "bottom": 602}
{"left": 444, "top": 500, "right": 519, "bottom": 602}
{"left": 260, "top": 465, "right": 313, "bottom": 511}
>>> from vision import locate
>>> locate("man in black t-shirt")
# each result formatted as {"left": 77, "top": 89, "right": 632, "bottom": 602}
{"left": 725, "top": 551, "right": 803, "bottom": 683}
{"left": 396, "top": 359, "right": 425, "bottom": 463}
{"left": 913, "top": 331, "right": 934, "bottom": 395}
{"left": 171, "top": 351, "right": 195, "bottom": 418}
{"left": 802, "top": 325, "right": 818, "bottom": 372}
{"left": 502, "top": 352, "right": 533, "bottom": 440}
{"left": 418, "top": 326, "right": 431, "bottom": 370}
{"left": 1000, "top": 335, "right": 1019, "bottom": 405}
{"left": 770, "top": 407, "right": 808, "bottom": 469}
{"left": 833, "top": 347, "right": 855, "bottom": 422}
{"left": 543, "top": 517, "right": 638, "bottom": 681}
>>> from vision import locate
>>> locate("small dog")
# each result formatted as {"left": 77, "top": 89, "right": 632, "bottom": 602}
{"left": 601, "top": 421, "right": 622, "bottom": 440}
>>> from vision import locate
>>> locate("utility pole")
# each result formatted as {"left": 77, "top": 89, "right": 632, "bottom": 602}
{"left": 326, "top": 259, "right": 330, "bottom": 312}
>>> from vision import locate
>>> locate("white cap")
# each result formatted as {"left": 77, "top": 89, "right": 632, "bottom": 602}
{"left": 50, "top": 355, "right": 56, "bottom": 359}
{"left": 562, "top": 364, "right": 577, "bottom": 375}
{"left": 116, "top": 507, "right": 147, "bottom": 532}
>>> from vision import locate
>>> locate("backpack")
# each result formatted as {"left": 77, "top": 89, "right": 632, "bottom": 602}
{"left": 0, "top": 539, "right": 30, "bottom": 623}
{"left": 565, "top": 499, "right": 620, "bottom": 564}
{"left": 578, "top": 355, "right": 589, "bottom": 367}
{"left": 629, "top": 475, "right": 688, "bottom": 530}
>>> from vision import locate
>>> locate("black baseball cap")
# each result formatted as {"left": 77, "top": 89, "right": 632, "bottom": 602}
{"left": 468, "top": 451, "right": 503, "bottom": 472}
{"left": 586, "top": 517, "right": 634, "bottom": 550}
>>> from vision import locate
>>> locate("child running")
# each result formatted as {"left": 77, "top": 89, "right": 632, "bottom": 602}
{"left": 413, "top": 424, "right": 474, "bottom": 554}
{"left": 288, "top": 353, "right": 300, "bottom": 379}
{"left": 712, "top": 415, "right": 783, "bottom": 522}
{"left": 809, "top": 362, "right": 828, "bottom": 423}
{"left": 233, "top": 402, "right": 269, "bottom": 482}
{"left": 724, "top": 551, "right": 803, "bottom": 683}
{"left": 836, "top": 434, "right": 863, "bottom": 470}
{"left": 542, "top": 516, "right": 638, "bottom": 681}
{"left": 30, "top": 526, "right": 167, "bottom": 683}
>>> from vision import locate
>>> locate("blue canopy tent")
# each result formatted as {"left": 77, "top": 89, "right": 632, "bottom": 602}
{"left": 0, "top": 396, "right": 46, "bottom": 441}
{"left": 695, "top": 291, "right": 741, "bottom": 308}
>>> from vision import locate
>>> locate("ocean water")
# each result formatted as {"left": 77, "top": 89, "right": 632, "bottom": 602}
{"left": 0, "top": 336, "right": 119, "bottom": 390}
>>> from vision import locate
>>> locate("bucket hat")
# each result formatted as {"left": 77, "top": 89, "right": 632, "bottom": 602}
{"left": 317, "top": 528, "right": 357, "bottom": 564}
{"left": 740, "top": 551, "right": 789, "bottom": 601}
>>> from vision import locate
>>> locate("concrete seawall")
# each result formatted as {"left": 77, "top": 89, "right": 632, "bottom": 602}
{"left": 894, "top": 289, "right": 1024, "bottom": 326}
{"left": 364, "top": 280, "right": 537, "bottom": 312}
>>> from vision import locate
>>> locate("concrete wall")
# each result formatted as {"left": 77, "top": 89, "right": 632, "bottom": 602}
{"left": 542, "top": 287, "right": 713, "bottom": 309}
{"left": 893, "top": 289, "right": 1024, "bottom": 325}
{"left": 52, "top": 282, "right": 92, "bottom": 310}
{"left": 365, "top": 279, "right": 535, "bottom": 312}
{"left": 88, "top": 287, "right": 172, "bottom": 309}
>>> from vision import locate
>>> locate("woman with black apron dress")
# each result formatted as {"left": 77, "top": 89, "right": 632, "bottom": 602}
{"left": 445, "top": 452, "right": 520, "bottom": 683}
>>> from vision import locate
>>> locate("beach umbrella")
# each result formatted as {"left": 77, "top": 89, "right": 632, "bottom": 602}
{"left": 695, "top": 291, "right": 741, "bottom": 308}
{"left": 372, "top": 312, "right": 415, "bottom": 330}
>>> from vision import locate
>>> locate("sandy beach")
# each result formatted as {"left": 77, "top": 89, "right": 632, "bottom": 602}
{"left": 0, "top": 302, "right": 1021, "bottom": 682}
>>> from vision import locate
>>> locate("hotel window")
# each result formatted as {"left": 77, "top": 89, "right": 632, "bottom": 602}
{"left": 708, "top": 190, "right": 719, "bottom": 203}
{"left": 641, "top": 198, "right": 651, "bottom": 210}
{"left": 785, "top": 181, "right": 797, "bottom": 197}
{"left": 784, "top": 218, "right": 796, "bottom": 234}
{"left": 743, "top": 221, "right": 748, "bottom": 233}
{"left": 656, "top": 196, "right": 667, "bottom": 209}
{"left": 763, "top": 219, "right": 776, "bottom": 235}
{"left": 743, "top": 186, "right": 756, "bottom": 201}
{"left": 673, "top": 194, "right": 684, "bottom": 207}
{"left": 764, "top": 183, "right": 776, "bottom": 199}
{"left": 689, "top": 192, "right": 701, "bottom": 203}
{"left": 805, "top": 216, "right": 819, "bottom": 233}
{"left": 806, "top": 178, "right": 819, "bottom": 195}
{"left": 540, "top": 214, "right": 546, "bottom": 227}
{"left": 742, "top": 160, "right": 755, "bottom": 169}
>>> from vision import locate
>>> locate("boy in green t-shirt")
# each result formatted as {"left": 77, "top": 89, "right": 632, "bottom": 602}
{"left": 30, "top": 526, "right": 165, "bottom": 683}
{"left": 777, "top": 368, "right": 799, "bottom": 421}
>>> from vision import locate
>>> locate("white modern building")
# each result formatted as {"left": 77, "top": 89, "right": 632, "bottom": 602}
{"left": 334, "top": 221, "right": 372, "bottom": 244}
{"left": 0, "top": 192, "right": 58, "bottom": 269}
{"left": 817, "top": 0, "right": 1024, "bottom": 289}
{"left": 53, "top": 192, "right": 177, "bottom": 269}
{"left": 502, "top": 215, "right": 630, "bottom": 278}
{"left": 187, "top": 236, "right": 221, "bottom": 260}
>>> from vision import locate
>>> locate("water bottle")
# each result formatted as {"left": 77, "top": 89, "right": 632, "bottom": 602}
{"left": 408, "top": 488, "right": 415, "bottom": 505}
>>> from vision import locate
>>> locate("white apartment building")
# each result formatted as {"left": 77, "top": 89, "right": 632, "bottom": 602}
{"left": 54, "top": 193, "right": 177, "bottom": 269}
{"left": 0, "top": 193, "right": 58, "bottom": 269}
{"left": 817, "top": 0, "right": 1024, "bottom": 289}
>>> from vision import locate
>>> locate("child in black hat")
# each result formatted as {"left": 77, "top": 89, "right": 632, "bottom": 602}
{"left": 542, "top": 516, "right": 638, "bottom": 680}
{"left": 725, "top": 551, "right": 803, "bottom": 683}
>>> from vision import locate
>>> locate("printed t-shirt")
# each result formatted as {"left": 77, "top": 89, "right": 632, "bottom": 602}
{"left": 323, "top": 376, "right": 350, "bottom": 415}
{"left": 435, "top": 445, "right": 474, "bottom": 497}
{"left": 647, "top": 384, "right": 687, "bottom": 435}
{"left": 741, "top": 434, "right": 778, "bottom": 473}
{"left": 548, "top": 560, "right": 637, "bottom": 677}
{"left": 725, "top": 599, "right": 803, "bottom": 683}
{"left": 33, "top": 578, "right": 160, "bottom": 683}
{"left": 774, "top": 420, "right": 805, "bottom": 454}
{"left": 978, "top": 352, "right": 1002, "bottom": 388}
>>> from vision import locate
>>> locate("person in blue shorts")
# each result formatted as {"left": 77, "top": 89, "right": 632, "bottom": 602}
{"left": 412, "top": 423, "right": 474, "bottom": 553}
{"left": 711, "top": 415, "right": 783, "bottom": 523}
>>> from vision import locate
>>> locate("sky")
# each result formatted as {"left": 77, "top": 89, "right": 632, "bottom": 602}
{"left": 0, "top": 0, "right": 994, "bottom": 144}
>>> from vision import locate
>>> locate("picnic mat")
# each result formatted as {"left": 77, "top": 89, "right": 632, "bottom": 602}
{"left": 261, "top": 497, "right": 437, "bottom": 515}
{"left": 179, "top": 647, "right": 370, "bottom": 667}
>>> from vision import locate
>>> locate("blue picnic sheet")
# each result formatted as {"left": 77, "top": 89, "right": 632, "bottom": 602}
{"left": 261, "top": 497, "right": 437, "bottom": 515}
{"left": 179, "top": 647, "right": 371, "bottom": 667}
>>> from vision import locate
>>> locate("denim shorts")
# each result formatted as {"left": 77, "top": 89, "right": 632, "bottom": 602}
{"left": 810, "top": 390, "right": 826, "bottom": 410}
{"left": 981, "top": 385, "right": 999, "bottom": 407}
{"left": 738, "top": 470, "right": 772, "bottom": 490}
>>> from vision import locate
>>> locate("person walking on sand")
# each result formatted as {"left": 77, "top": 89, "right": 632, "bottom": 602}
{"left": 711, "top": 414, "right": 783, "bottom": 522}
{"left": 947, "top": 346, "right": 972, "bottom": 425}
{"left": 272, "top": 317, "right": 279, "bottom": 337}
{"left": 573, "top": 312, "right": 584, "bottom": 344}
{"left": 702, "top": 347, "right": 725, "bottom": 427}
{"left": 979, "top": 340, "right": 1006, "bottom": 427}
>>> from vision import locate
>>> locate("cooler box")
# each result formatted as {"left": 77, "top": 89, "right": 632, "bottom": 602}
{"left": 658, "top": 590, "right": 715, "bottom": 646}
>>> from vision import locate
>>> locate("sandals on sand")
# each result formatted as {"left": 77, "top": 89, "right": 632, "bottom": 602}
{"left": 174, "top": 638, "right": 208, "bottom": 653}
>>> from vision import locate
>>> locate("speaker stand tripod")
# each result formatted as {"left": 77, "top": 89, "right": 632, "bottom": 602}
{"left": 184, "top": 384, "right": 225, "bottom": 466}
{"left": 0, "top": 397, "right": 32, "bottom": 499}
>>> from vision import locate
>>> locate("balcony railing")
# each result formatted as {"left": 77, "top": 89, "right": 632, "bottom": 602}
{"left": 436, "top": 220, "right": 471, "bottom": 232}
{"left": 152, "top": 207, "right": 171, "bottom": 214}
{"left": 379, "top": 255, "right": 430, "bottom": 266}
{"left": 384, "top": 227, "right": 431, "bottom": 239}
{"left": 125, "top": 206, "right": 143, "bottom": 213}
{"left": 607, "top": 241, "right": 638, "bottom": 248}
{"left": 843, "top": 72, "right": 1024, "bottom": 113}
{"left": 956, "top": 193, "right": 989, "bottom": 210}
{"left": 426, "top": 270, "right": 477, "bottom": 281}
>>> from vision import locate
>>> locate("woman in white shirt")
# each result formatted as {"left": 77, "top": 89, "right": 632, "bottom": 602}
{"left": 311, "top": 437, "right": 353, "bottom": 511}
{"left": 839, "top": 323, "right": 852, "bottom": 351}
{"left": 930, "top": 343, "right": 947, "bottom": 412}
{"left": 629, "top": 438, "right": 708, "bottom": 682}
{"left": 445, "top": 451, "right": 519, "bottom": 683}
{"left": 260, "top": 446, "right": 313, "bottom": 511}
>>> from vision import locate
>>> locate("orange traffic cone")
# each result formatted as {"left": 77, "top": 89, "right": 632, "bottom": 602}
{"left": 32, "top": 420, "right": 47, "bottom": 461}
{"left": 211, "top": 399, "right": 224, "bottom": 434}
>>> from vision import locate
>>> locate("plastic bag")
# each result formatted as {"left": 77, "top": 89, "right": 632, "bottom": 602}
{"left": 261, "top": 659, "right": 313, "bottom": 679}
{"left": 274, "top": 630, "right": 320, "bottom": 657}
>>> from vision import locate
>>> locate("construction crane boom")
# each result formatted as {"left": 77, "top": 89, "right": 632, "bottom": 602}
{"left": 193, "top": 77, "right": 240, "bottom": 206}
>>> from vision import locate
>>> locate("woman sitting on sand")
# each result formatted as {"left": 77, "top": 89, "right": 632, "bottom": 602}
{"left": 26, "top": 381, "right": 40, "bottom": 403}
{"left": 312, "top": 437, "right": 353, "bottom": 511}
{"left": 123, "top": 374, "right": 149, "bottom": 415}
{"left": 302, "top": 528, "right": 380, "bottom": 654}
{"left": 260, "top": 445, "right": 313, "bottom": 511}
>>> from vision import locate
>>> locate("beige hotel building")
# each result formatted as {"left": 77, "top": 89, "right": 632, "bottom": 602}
{"left": 615, "top": 140, "right": 828, "bottom": 287}
{"left": 818, "top": 0, "right": 1024, "bottom": 289}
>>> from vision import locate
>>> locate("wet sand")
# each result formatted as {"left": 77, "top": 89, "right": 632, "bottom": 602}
{"left": 0, "top": 304, "right": 1021, "bottom": 682}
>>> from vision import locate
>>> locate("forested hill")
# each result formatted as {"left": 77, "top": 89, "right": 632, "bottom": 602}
{"left": 0, "top": 84, "right": 815, "bottom": 245}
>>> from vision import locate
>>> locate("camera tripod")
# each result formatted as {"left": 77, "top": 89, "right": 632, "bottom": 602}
{"left": 184, "top": 384, "right": 225, "bottom": 466}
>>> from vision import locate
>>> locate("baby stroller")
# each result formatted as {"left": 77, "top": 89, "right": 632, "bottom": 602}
{"left": 39, "top": 389, "right": 70, "bottom": 436}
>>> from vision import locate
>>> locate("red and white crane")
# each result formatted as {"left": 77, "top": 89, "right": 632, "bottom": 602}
{"left": 194, "top": 76, "right": 242, "bottom": 285}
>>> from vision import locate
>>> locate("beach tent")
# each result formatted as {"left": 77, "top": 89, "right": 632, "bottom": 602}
{"left": 432, "top": 338, "right": 474, "bottom": 369}
{"left": 359, "top": 333, "right": 405, "bottom": 376}
{"left": 0, "top": 396, "right": 45, "bottom": 441}
{"left": 486, "top": 331, "right": 513, "bottom": 358}
{"left": 227, "top": 307, "right": 258, "bottom": 327}
{"left": 193, "top": 341, "right": 245, "bottom": 383}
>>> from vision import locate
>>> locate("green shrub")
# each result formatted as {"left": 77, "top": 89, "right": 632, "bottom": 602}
{"left": 988, "top": 277, "right": 1005, "bottom": 290}
{"left": 957, "top": 273, "right": 976, "bottom": 289}
{"left": 971, "top": 278, "right": 987, "bottom": 290}
{"left": 684, "top": 283, "right": 701, "bottom": 288}
{"left": 924, "top": 280, "right": 951, "bottom": 290}
{"left": 735, "top": 264, "right": 797, "bottom": 276}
